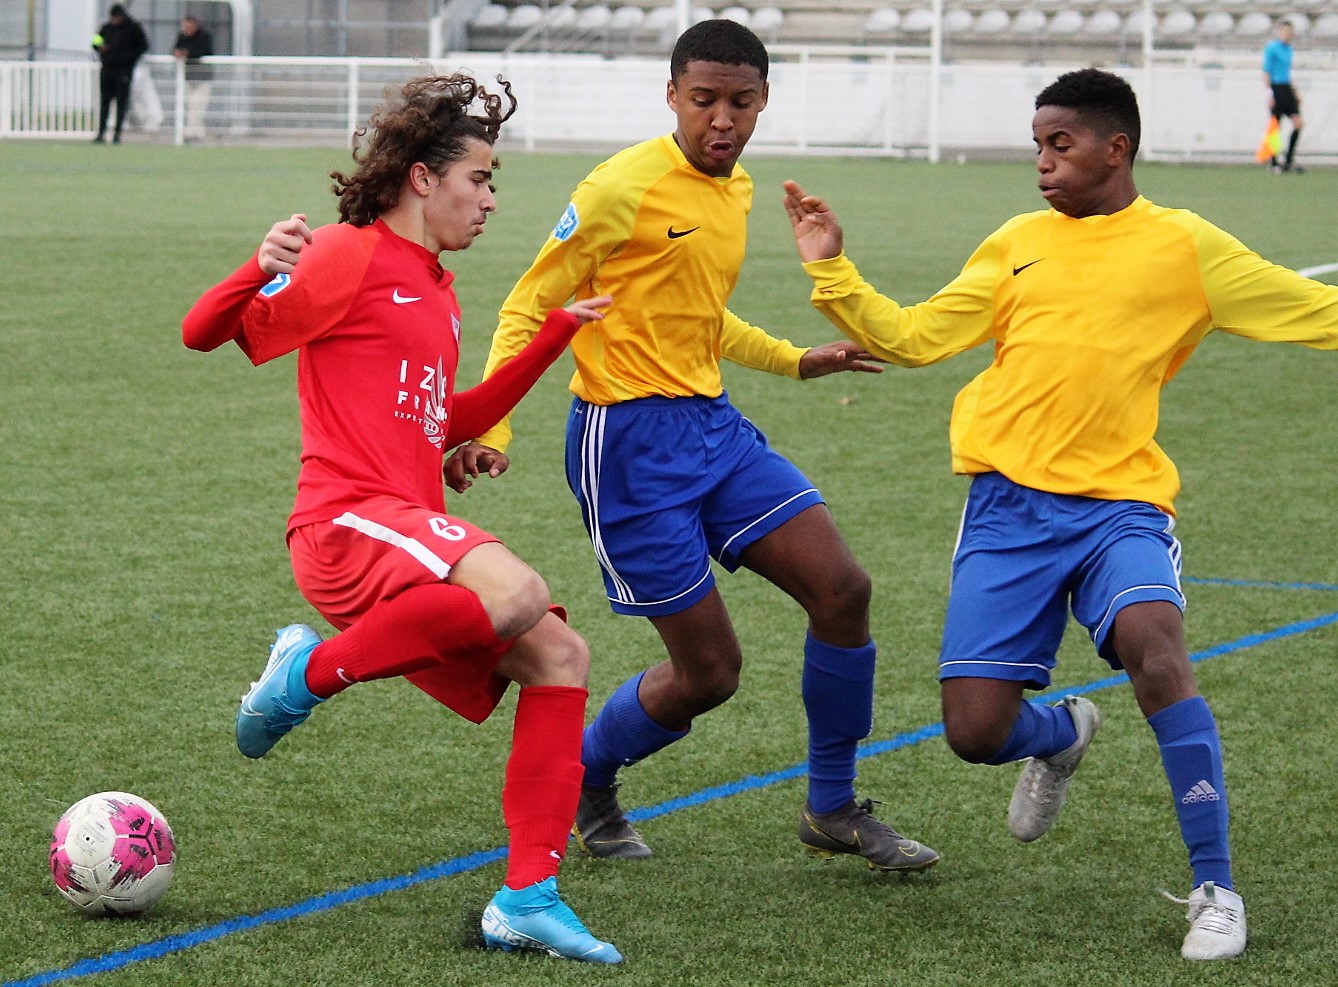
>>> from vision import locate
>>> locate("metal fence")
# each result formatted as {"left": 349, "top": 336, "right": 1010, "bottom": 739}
{"left": 3, "top": 50, "right": 1336, "bottom": 164}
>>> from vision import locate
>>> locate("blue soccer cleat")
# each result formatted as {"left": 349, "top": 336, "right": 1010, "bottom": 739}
{"left": 236, "top": 624, "right": 324, "bottom": 759}
{"left": 481, "top": 877, "right": 622, "bottom": 964}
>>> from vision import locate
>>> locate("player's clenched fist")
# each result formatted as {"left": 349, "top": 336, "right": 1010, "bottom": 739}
{"left": 258, "top": 213, "right": 314, "bottom": 275}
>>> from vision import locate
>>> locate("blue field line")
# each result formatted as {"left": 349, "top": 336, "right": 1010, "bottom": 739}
{"left": 7, "top": 608, "right": 1338, "bottom": 987}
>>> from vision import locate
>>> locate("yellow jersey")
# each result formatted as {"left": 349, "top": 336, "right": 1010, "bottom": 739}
{"left": 804, "top": 196, "right": 1338, "bottom": 514}
{"left": 478, "top": 134, "right": 806, "bottom": 451}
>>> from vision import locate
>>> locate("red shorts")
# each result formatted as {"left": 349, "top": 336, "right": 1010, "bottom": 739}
{"left": 288, "top": 496, "right": 508, "bottom": 721}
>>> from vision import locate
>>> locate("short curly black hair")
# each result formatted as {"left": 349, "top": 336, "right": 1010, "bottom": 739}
{"left": 670, "top": 18, "right": 768, "bottom": 83}
{"left": 1035, "top": 68, "right": 1141, "bottom": 162}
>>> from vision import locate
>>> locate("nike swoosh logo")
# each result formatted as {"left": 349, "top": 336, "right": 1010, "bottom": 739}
{"left": 667, "top": 226, "right": 700, "bottom": 239}
{"left": 392, "top": 289, "right": 422, "bottom": 303}
{"left": 1012, "top": 259, "right": 1043, "bottom": 276}
{"left": 239, "top": 632, "right": 295, "bottom": 717}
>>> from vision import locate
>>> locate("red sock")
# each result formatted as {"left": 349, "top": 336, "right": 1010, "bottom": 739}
{"left": 303, "top": 582, "right": 507, "bottom": 699}
{"left": 503, "top": 686, "right": 588, "bottom": 889}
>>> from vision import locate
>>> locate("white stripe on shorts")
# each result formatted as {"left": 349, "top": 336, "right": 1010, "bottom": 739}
{"left": 332, "top": 511, "right": 452, "bottom": 579}
{"left": 578, "top": 404, "right": 636, "bottom": 604}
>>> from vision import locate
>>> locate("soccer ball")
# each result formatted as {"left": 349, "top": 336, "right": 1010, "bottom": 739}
{"left": 49, "top": 792, "right": 176, "bottom": 917}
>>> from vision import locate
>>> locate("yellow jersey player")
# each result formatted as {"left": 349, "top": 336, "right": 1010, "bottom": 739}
{"left": 448, "top": 19, "right": 940, "bottom": 874}
{"left": 785, "top": 67, "right": 1338, "bottom": 961}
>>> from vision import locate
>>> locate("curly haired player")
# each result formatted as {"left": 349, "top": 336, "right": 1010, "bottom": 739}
{"left": 183, "top": 72, "right": 620, "bottom": 963}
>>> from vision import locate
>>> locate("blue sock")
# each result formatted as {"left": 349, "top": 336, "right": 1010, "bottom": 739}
{"left": 580, "top": 672, "right": 688, "bottom": 788}
{"left": 983, "top": 699, "right": 1078, "bottom": 765}
{"left": 802, "top": 633, "right": 876, "bottom": 814}
{"left": 1148, "top": 696, "right": 1232, "bottom": 891}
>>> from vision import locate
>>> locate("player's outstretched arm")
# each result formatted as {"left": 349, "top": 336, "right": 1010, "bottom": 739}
{"left": 798, "top": 340, "right": 885, "bottom": 379}
{"left": 783, "top": 180, "right": 844, "bottom": 264}
{"left": 182, "top": 214, "right": 313, "bottom": 352}
{"left": 444, "top": 296, "right": 612, "bottom": 493}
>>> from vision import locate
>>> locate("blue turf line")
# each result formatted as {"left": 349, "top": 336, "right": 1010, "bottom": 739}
{"left": 9, "top": 606, "right": 1338, "bottom": 987}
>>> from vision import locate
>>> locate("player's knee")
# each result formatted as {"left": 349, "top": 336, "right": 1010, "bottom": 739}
{"left": 942, "top": 711, "right": 1010, "bottom": 764}
{"left": 533, "top": 622, "right": 591, "bottom": 686}
{"left": 807, "top": 562, "right": 872, "bottom": 627}
{"left": 483, "top": 567, "right": 552, "bottom": 641}
{"left": 683, "top": 659, "right": 741, "bottom": 713}
{"left": 502, "top": 618, "right": 591, "bottom": 688}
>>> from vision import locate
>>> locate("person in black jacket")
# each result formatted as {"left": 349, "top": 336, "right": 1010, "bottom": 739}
{"left": 92, "top": 4, "right": 149, "bottom": 143}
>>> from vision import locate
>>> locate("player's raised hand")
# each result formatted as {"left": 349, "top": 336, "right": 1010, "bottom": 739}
{"left": 782, "top": 180, "right": 844, "bottom": 264}
{"left": 258, "top": 214, "right": 314, "bottom": 275}
{"left": 444, "top": 441, "right": 510, "bottom": 493}
{"left": 798, "top": 340, "right": 885, "bottom": 379}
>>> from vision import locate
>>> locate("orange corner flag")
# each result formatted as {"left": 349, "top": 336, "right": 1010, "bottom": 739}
{"left": 1256, "top": 118, "right": 1282, "bottom": 163}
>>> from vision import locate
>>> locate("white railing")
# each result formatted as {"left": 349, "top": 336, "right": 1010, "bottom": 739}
{"left": 2, "top": 50, "right": 1336, "bottom": 164}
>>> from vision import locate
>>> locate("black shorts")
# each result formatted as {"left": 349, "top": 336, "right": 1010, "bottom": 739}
{"left": 1272, "top": 83, "right": 1300, "bottom": 118}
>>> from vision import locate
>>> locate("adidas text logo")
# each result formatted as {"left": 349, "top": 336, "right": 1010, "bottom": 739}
{"left": 1180, "top": 781, "right": 1220, "bottom": 804}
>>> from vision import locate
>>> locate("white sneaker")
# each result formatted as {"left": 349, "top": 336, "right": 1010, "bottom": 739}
{"left": 1167, "top": 882, "right": 1247, "bottom": 960}
{"left": 1007, "top": 696, "right": 1101, "bottom": 842}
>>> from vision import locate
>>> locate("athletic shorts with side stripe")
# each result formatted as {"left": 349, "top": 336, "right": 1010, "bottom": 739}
{"left": 565, "top": 393, "right": 825, "bottom": 617}
{"left": 287, "top": 495, "right": 507, "bottom": 720}
{"left": 938, "top": 471, "right": 1185, "bottom": 691}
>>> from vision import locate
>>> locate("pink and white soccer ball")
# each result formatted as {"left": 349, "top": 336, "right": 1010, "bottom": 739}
{"left": 49, "top": 792, "right": 176, "bottom": 917}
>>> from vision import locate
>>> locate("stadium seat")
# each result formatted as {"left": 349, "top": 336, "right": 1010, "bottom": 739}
{"left": 971, "top": 8, "right": 1010, "bottom": 36}
{"left": 1104, "top": 0, "right": 1137, "bottom": 7}
{"left": 609, "top": 5, "right": 645, "bottom": 30}
{"left": 1122, "top": 10, "right": 1155, "bottom": 37}
{"left": 1047, "top": 9, "right": 1083, "bottom": 35}
{"left": 644, "top": 6, "right": 678, "bottom": 31}
{"left": 1313, "top": 12, "right": 1338, "bottom": 38}
{"left": 470, "top": 3, "right": 508, "bottom": 28}
{"left": 863, "top": 7, "right": 901, "bottom": 37}
{"left": 718, "top": 5, "right": 750, "bottom": 27}
{"left": 1234, "top": 11, "right": 1274, "bottom": 38}
{"left": 576, "top": 4, "right": 613, "bottom": 30}
{"left": 544, "top": 4, "right": 578, "bottom": 28}
{"left": 751, "top": 6, "right": 784, "bottom": 40}
{"left": 900, "top": 8, "right": 937, "bottom": 35}
{"left": 1282, "top": 13, "right": 1311, "bottom": 35}
{"left": 508, "top": 4, "right": 543, "bottom": 29}
{"left": 1083, "top": 9, "right": 1122, "bottom": 37}
{"left": 1159, "top": 10, "right": 1196, "bottom": 38}
{"left": 1012, "top": 8, "right": 1048, "bottom": 36}
{"left": 1196, "top": 11, "right": 1235, "bottom": 40}
{"left": 944, "top": 8, "right": 974, "bottom": 34}
{"left": 692, "top": 6, "right": 715, "bottom": 25}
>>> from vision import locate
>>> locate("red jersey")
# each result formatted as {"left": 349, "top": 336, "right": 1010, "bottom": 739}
{"left": 184, "top": 218, "right": 583, "bottom": 534}
{"left": 236, "top": 219, "right": 462, "bottom": 529}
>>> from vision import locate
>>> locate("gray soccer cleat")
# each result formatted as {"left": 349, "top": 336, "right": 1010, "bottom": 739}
{"left": 799, "top": 798, "right": 940, "bottom": 872}
{"left": 1165, "top": 882, "right": 1247, "bottom": 961}
{"left": 571, "top": 784, "right": 652, "bottom": 859}
{"left": 1008, "top": 695, "right": 1101, "bottom": 842}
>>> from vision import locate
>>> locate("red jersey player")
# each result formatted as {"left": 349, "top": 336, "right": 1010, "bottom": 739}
{"left": 182, "top": 72, "right": 620, "bottom": 964}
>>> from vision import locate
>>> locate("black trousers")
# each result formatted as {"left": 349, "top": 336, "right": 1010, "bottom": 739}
{"left": 97, "top": 68, "right": 134, "bottom": 139}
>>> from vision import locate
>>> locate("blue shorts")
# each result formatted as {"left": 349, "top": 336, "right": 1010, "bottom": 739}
{"left": 565, "top": 393, "right": 824, "bottom": 617}
{"left": 939, "top": 472, "right": 1184, "bottom": 690}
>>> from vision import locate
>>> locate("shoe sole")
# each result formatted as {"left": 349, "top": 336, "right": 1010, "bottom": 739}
{"left": 802, "top": 842, "right": 940, "bottom": 872}
{"left": 481, "top": 909, "right": 621, "bottom": 963}
{"left": 570, "top": 824, "right": 653, "bottom": 859}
